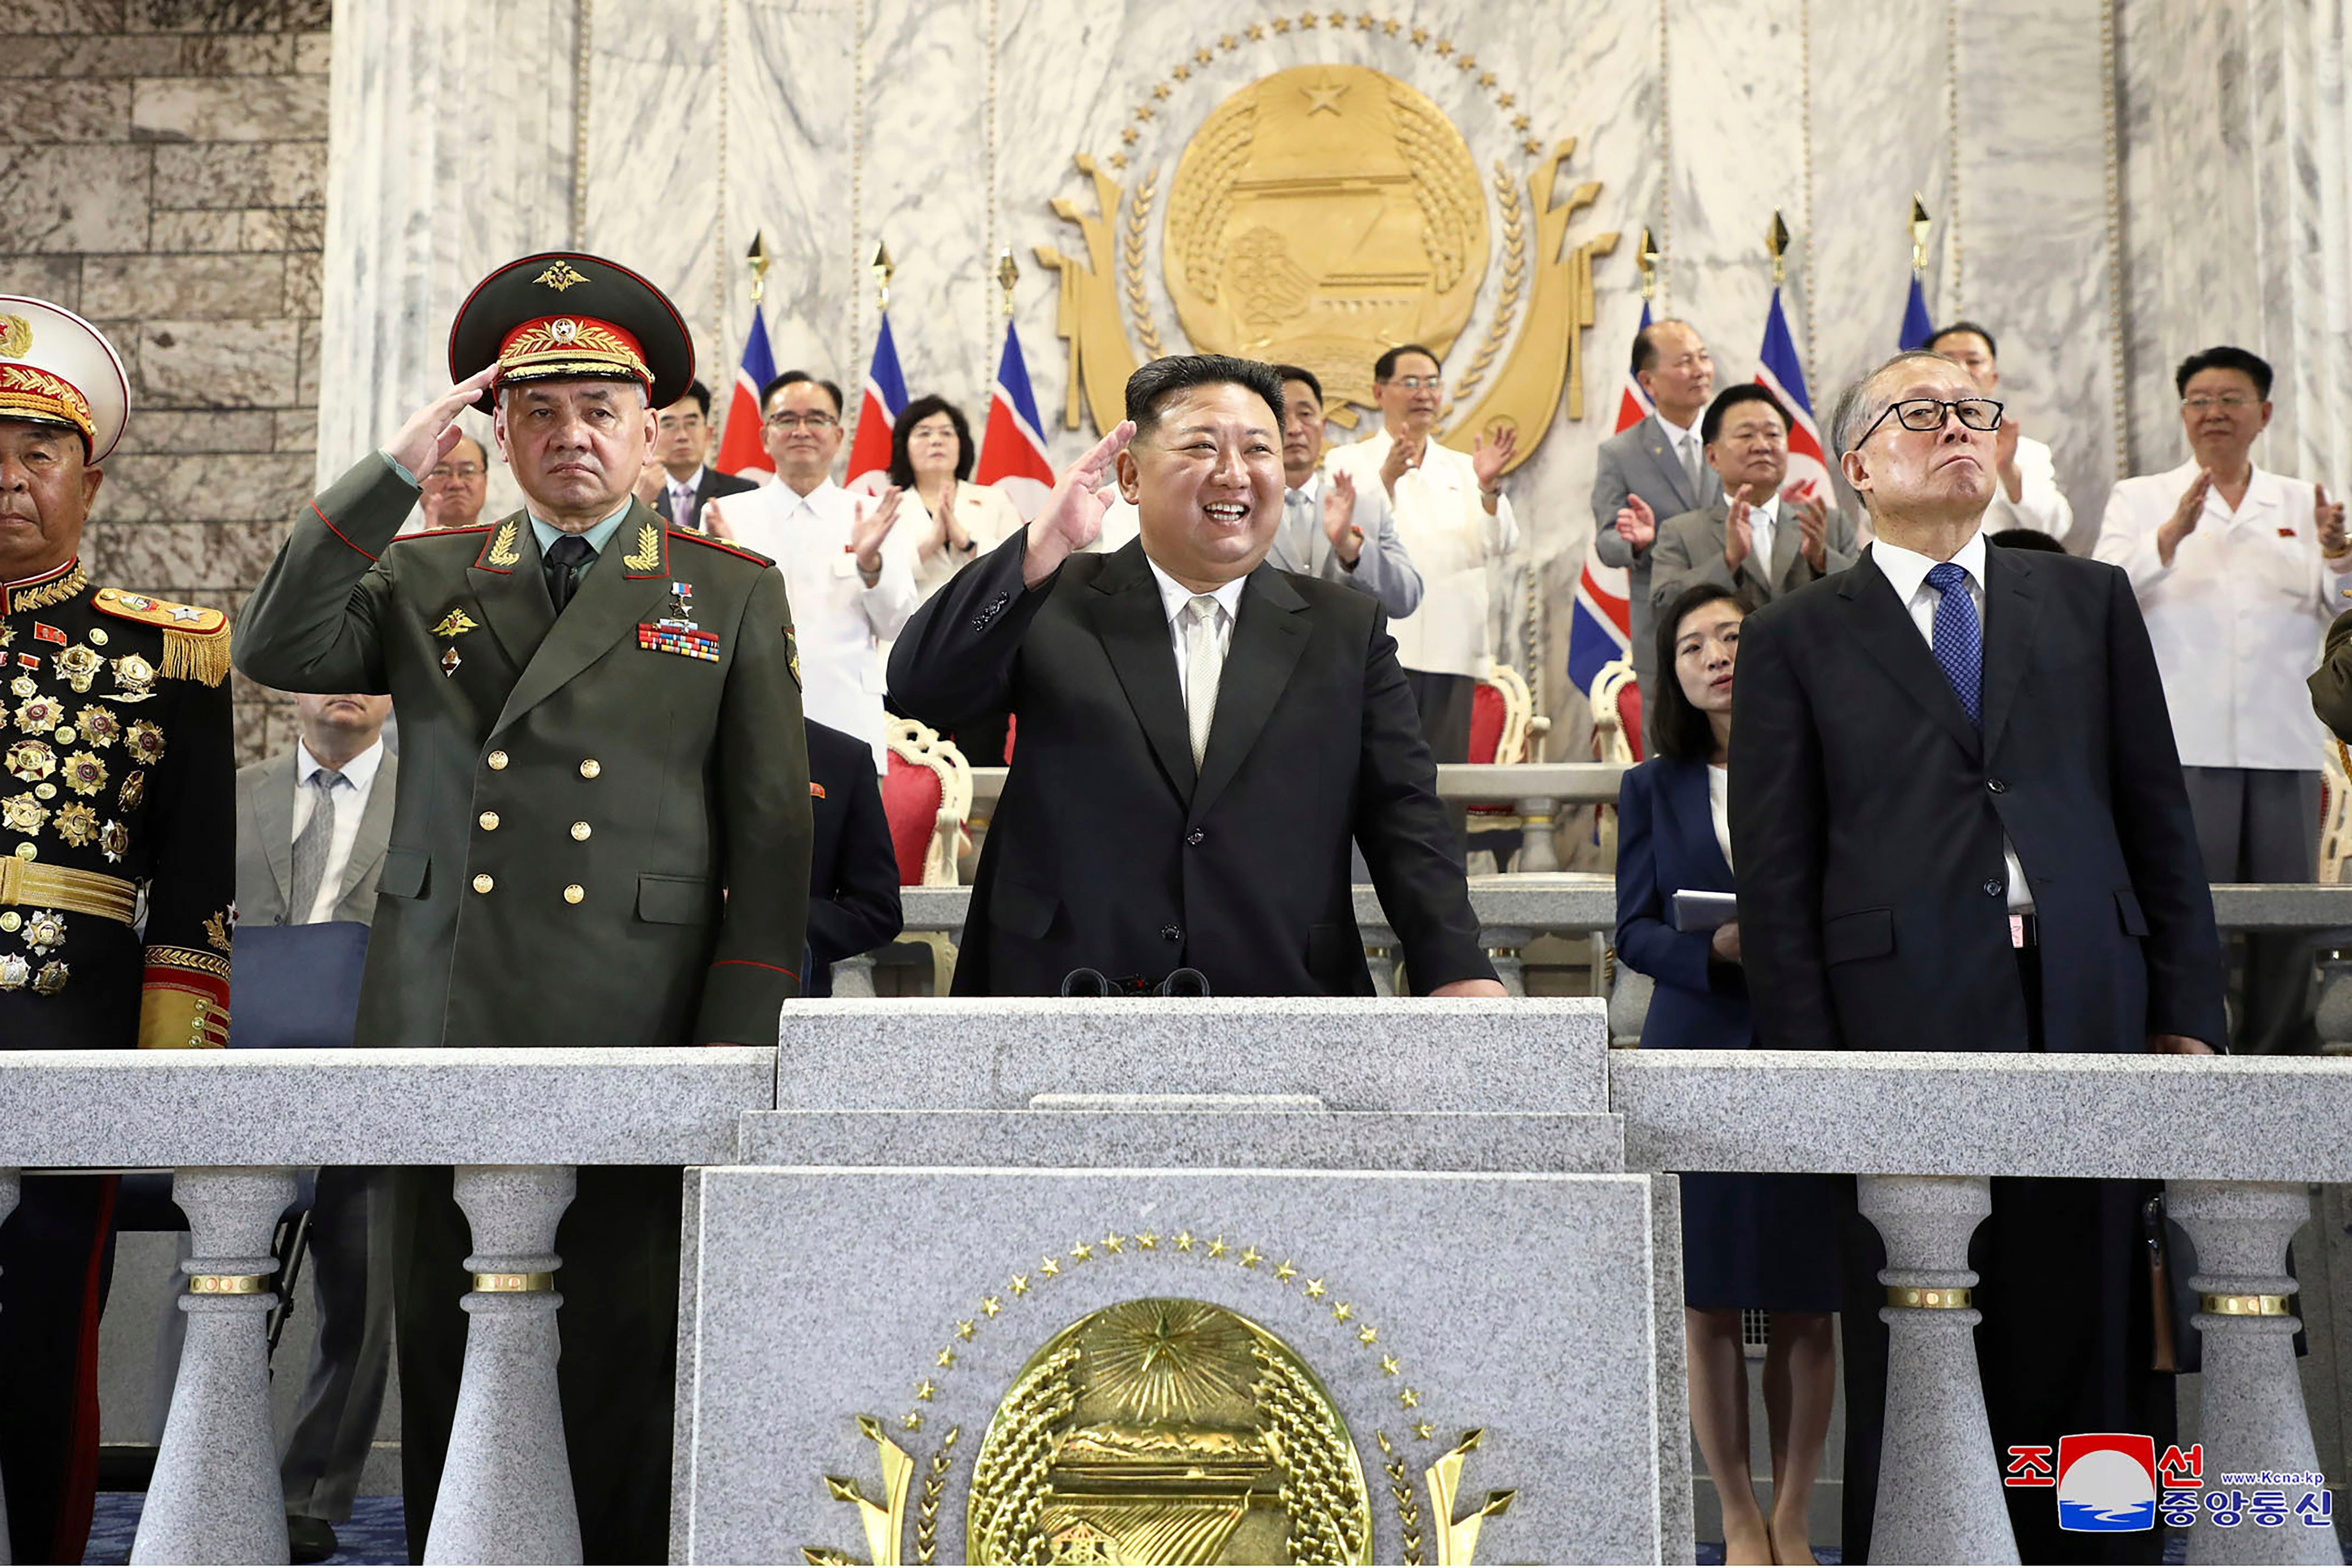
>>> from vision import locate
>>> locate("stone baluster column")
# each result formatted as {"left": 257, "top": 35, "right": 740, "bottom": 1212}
{"left": 424, "top": 1165, "right": 581, "bottom": 1566}
{"left": 1857, "top": 1174, "right": 2018, "bottom": 1565}
{"left": 134, "top": 1167, "right": 298, "bottom": 1566}
{"left": 1483, "top": 926, "right": 1535, "bottom": 997}
{"left": 0, "top": 1167, "right": 15, "bottom": 1566}
{"left": 2165, "top": 1180, "right": 2336, "bottom": 1566}
{"left": 1515, "top": 796, "right": 1562, "bottom": 871}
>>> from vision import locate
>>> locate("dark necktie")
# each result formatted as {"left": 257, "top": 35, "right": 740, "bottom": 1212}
{"left": 544, "top": 533, "right": 595, "bottom": 613}
{"left": 1925, "top": 560, "right": 1982, "bottom": 727}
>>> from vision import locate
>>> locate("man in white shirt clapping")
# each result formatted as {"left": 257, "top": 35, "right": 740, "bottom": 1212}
{"left": 2095, "top": 344, "right": 2352, "bottom": 1054}
{"left": 1929, "top": 321, "right": 2074, "bottom": 545}
{"left": 707, "top": 371, "right": 919, "bottom": 772}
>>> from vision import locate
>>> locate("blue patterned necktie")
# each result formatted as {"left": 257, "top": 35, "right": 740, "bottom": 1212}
{"left": 1925, "top": 560, "right": 1982, "bottom": 727}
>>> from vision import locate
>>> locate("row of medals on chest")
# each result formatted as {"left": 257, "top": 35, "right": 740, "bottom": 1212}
{"left": 0, "top": 629, "right": 167, "bottom": 995}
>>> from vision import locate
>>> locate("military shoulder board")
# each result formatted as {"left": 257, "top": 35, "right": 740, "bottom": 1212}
{"left": 91, "top": 588, "right": 232, "bottom": 687}
{"left": 638, "top": 623, "right": 719, "bottom": 661}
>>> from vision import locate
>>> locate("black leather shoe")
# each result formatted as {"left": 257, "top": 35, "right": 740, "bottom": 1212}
{"left": 286, "top": 1514, "right": 338, "bottom": 1564}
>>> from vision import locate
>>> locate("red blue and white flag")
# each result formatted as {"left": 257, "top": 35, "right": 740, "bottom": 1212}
{"left": 714, "top": 301, "right": 777, "bottom": 478}
{"left": 845, "top": 312, "right": 909, "bottom": 496}
{"left": 975, "top": 318, "right": 1057, "bottom": 520}
{"left": 1756, "top": 286, "right": 1830, "bottom": 498}
{"left": 1567, "top": 303, "right": 1646, "bottom": 697}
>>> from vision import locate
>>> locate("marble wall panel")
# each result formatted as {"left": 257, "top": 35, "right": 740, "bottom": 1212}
{"left": 134, "top": 315, "right": 300, "bottom": 406}
{"left": 0, "top": 80, "right": 133, "bottom": 142}
{"left": 0, "top": 254, "right": 87, "bottom": 310}
{"left": 81, "top": 252, "right": 287, "bottom": 316}
{"left": 1954, "top": 0, "right": 2115, "bottom": 546}
{"left": 129, "top": 71, "right": 326, "bottom": 139}
{"left": 109, "top": 408, "right": 278, "bottom": 454}
{"left": 0, "top": 142, "right": 153, "bottom": 251}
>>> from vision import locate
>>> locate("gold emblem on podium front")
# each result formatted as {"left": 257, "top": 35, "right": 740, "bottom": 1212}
{"left": 967, "top": 1298, "right": 1372, "bottom": 1565}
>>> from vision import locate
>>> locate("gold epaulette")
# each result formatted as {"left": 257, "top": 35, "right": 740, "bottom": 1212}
{"left": 92, "top": 588, "right": 232, "bottom": 687}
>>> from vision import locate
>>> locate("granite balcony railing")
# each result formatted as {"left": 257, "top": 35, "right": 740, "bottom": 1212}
{"left": 0, "top": 1048, "right": 772, "bottom": 1567}
{"left": 1613, "top": 1050, "right": 2352, "bottom": 1566}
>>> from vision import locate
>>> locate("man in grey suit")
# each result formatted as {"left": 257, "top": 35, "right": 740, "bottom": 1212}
{"left": 1649, "top": 385, "right": 1857, "bottom": 615}
{"left": 1269, "top": 365, "right": 1422, "bottom": 617}
{"left": 236, "top": 689, "right": 398, "bottom": 1563}
{"left": 1592, "top": 318, "right": 1720, "bottom": 694}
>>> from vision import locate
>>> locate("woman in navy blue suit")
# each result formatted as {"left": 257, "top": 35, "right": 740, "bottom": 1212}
{"left": 1617, "top": 582, "right": 1841, "bottom": 1566}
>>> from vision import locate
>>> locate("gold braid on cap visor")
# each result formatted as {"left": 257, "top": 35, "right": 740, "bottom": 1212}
{"left": 494, "top": 317, "right": 651, "bottom": 390}
{"left": 0, "top": 364, "right": 94, "bottom": 443}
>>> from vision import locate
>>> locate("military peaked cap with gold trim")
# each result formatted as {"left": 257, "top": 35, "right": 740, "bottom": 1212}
{"left": 0, "top": 296, "right": 130, "bottom": 462}
{"left": 448, "top": 252, "right": 694, "bottom": 414}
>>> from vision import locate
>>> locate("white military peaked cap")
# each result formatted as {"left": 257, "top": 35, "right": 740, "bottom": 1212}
{"left": 0, "top": 296, "right": 131, "bottom": 462}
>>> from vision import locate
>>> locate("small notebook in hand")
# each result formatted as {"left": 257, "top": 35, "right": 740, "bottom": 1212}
{"left": 1669, "top": 890, "right": 1739, "bottom": 933}
{"left": 228, "top": 921, "right": 371, "bottom": 1050}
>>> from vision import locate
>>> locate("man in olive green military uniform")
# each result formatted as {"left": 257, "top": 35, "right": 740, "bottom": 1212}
{"left": 236, "top": 254, "right": 811, "bottom": 1562}
{"left": 0, "top": 296, "right": 233, "bottom": 1564}
{"left": 2310, "top": 609, "right": 2352, "bottom": 745}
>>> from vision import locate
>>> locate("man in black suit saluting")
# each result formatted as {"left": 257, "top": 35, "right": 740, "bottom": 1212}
{"left": 1730, "top": 350, "right": 2223, "bottom": 1564}
{"left": 890, "top": 354, "right": 1500, "bottom": 998}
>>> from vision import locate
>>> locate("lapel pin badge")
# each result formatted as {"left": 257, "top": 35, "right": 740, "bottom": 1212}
{"left": 440, "top": 647, "right": 462, "bottom": 677}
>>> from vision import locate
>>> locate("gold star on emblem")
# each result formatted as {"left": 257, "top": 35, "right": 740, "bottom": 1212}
{"left": 1152, "top": 82, "right": 1170, "bottom": 99}
{"left": 1133, "top": 104, "right": 1154, "bottom": 122}
{"left": 1383, "top": 17, "right": 1401, "bottom": 32}
{"left": 982, "top": 1296, "right": 1002, "bottom": 1316}
{"left": 1039, "top": 1256, "right": 1059, "bottom": 1276}
{"left": 1332, "top": 1301, "right": 1354, "bottom": 1322}
{"left": 1103, "top": 1232, "right": 1125, "bottom": 1253}
{"left": 1414, "top": 1420, "right": 1434, "bottom": 1441}
{"left": 1120, "top": 126, "right": 1138, "bottom": 144}
{"left": 1108, "top": 152, "right": 1128, "bottom": 168}
{"left": 1068, "top": 1241, "right": 1092, "bottom": 1262}
{"left": 903, "top": 1410, "right": 924, "bottom": 1431}
{"left": 533, "top": 260, "right": 589, "bottom": 291}
{"left": 1381, "top": 1354, "right": 1401, "bottom": 1377}
{"left": 955, "top": 1320, "right": 976, "bottom": 1341}
{"left": 1524, "top": 137, "right": 1543, "bottom": 155}
{"left": 1301, "top": 76, "right": 1349, "bottom": 116}
{"left": 1398, "top": 1387, "right": 1420, "bottom": 1409}
{"left": 1434, "top": 38, "right": 1454, "bottom": 55}
{"left": 1271, "top": 16, "right": 1291, "bottom": 32}
{"left": 914, "top": 1379, "right": 936, "bottom": 1401}
{"left": 1410, "top": 25, "right": 1429, "bottom": 43}
{"left": 1456, "top": 52, "right": 1477, "bottom": 70}
{"left": 1512, "top": 112, "right": 1531, "bottom": 131}
{"left": 1207, "top": 1236, "right": 1230, "bottom": 1259}
{"left": 1171, "top": 64, "right": 1190, "bottom": 80}
{"left": 1245, "top": 23, "right": 1264, "bottom": 40}
{"left": 1304, "top": 1278, "right": 1327, "bottom": 1298}
{"left": 1479, "top": 71, "right": 1496, "bottom": 87}
{"left": 1238, "top": 1247, "right": 1261, "bottom": 1269}
{"left": 1275, "top": 1259, "right": 1297, "bottom": 1282}
{"left": 1357, "top": 11, "right": 1375, "bottom": 27}
{"left": 1497, "top": 90, "right": 1515, "bottom": 107}
{"left": 1298, "top": 10, "right": 1318, "bottom": 25}
{"left": 1136, "top": 1231, "right": 1159, "bottom": 1250}
{"left": 1010, "top": 1274, "right": 1029, "bottom": 1296}
{"left": 1175, "top": 1230, "right": 1196, "bottom": 1252}
{"left": 1359, "top": 1325, "right": 1379, "bottom": 1345}
{"left": 1211, "top": 39, "right": 1230, "bottom": 55}
{"left": 937, "top": 1347, "right": 957, "bottom": 1369}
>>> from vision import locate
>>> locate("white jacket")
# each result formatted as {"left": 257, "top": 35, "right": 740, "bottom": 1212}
{"left": 1324, "top": 430, "right": 1518, "bottom": 678}
{"left": 707, "top": 478, "right": 919, "bottom": 772}
{"left": 2093, "top": 458, "right": 2352, "bottom": 770}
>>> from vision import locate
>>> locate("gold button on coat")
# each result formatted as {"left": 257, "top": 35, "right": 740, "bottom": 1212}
{"left": 478, "top": 812, "right": 500, "bottom": 831}
{"left": 563, "top": 884, "right": 584, "bottom": 904}
{"left": 579, "top": 758, "right": 601, "bottom": 779}
{"left": 0, "top": 912, "right": 17, "bottom": 932}
{"left": 570, "top": 821, "right": 591, "bottom": 841}
{"left": 487, "top": 750, "right": 509, "bottom": 770}
{"left": 471, "top": 873, "right": 494, "bottom": 894}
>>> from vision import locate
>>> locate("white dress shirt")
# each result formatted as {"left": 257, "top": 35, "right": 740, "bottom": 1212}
{"left": 710, "top": 476, "right": 920, "bottom": 771}
{"left": 1325, "top": 429, "right": 1518, "bottom": 678}
{"left": 1871, "top": 528, "right": 2034, "bottom": 913}
{"left": 292, "top": 737, "right": 385, "bottom": 924}
{"left": 1981, "top": 434, "right": 2072, "bottom": 540}
{"left": 2093, "top": 458, "right": 2352, "bottom": 771}
{"left": 1145, "top": 556, "right": 1244, "bottom": 706}
{"left": 1708, "top": 763, "right": 1733, "bottom": 870}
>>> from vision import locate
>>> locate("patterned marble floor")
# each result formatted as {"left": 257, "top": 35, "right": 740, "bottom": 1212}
{"left": 85, "top": 1495, "right": 408, "bottom": 1566}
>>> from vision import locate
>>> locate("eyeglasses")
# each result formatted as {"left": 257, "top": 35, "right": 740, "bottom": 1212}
{"left": 766, "top": 412, "right": 839, "bottom": 430}
{"left": 1853, "top": 397, "right": 2004, "bottom": 446}
{"left": 2182, "top": 395, "right": 2257, "bottom": 411}
{"left": 426, "top": 463, "right": 484, "bottom": 481}
{"left": 1381, "top": 375, "right": 1442, "bottom": 391}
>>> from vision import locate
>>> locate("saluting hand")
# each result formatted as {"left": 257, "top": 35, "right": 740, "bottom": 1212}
{"left": 386, "top": 366, "right": 498, "bottom": 480}
{"left": 1323, "top": 468, "right": 1364, "bottom": 565}
{"left": 1023, "top": 421, "right": 1134, "bottom": 588}
{"left": 1615, "top": 492, "right": 1657, "bottom": 553}
{"left": 2156, "top": 469, "right": 2213, "bottom": 567}
{"left": 2318, "top": 482, "right": 2348, "bottom": 560}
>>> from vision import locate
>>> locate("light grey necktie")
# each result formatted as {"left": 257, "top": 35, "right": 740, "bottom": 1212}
{"left": 1182, "top": 595, "right": 1224, "bottom": 768}
{"left": 286, "top": 769, "right": 343, "bottom": 923}
{"left": 1680, "top": 434, "right": 1705, "bottom": 498}
{"left": 1284, "top": 488, "right": 1317, "bottom": 567}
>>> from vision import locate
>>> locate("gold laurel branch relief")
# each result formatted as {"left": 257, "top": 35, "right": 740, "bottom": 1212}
{"left": 965, "top": 1345, "right": 1079, "bottom": 1563}
{"left": 1424, "top": 1428, "right": 1517, "bottom": 1567}
{"left": 1441, "top": 136, "right": 1619, "bottom": 476}
{"left": 1123, "top": 169, "right": 1167, "bottom": 359}
{"left": 1444, "top": 161, "right": 1526, "bottom": 414}
{"left": 804, "top": 1414, "right": 918, "bottom": 1566}
{"left": 912, "top": 1425, "right": 961, "bottom": 1565}
{"left": 1377, "top": 1433, "right": 1427, "bottom": 1567}
{"left": 1038, "top": 157, "right": 1141, "bottom": 435}
{"left": 1251, "top": 1337, "right": 1372, "bottom": 1565}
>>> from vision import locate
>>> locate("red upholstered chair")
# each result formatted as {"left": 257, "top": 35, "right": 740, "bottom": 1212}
{"left": 1464, "top": 664, "right": 1545, "bottom": 870}
{"left": 1589, "top": 659, "right": 1641, "bottom": 765}
{"left": 881, "top": 719, "right": 972, "bottom": 991}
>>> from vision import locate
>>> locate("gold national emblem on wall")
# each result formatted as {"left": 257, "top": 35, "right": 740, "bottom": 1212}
{"left": 1040, "top": 19, "right": 1618, "bottom": 475}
